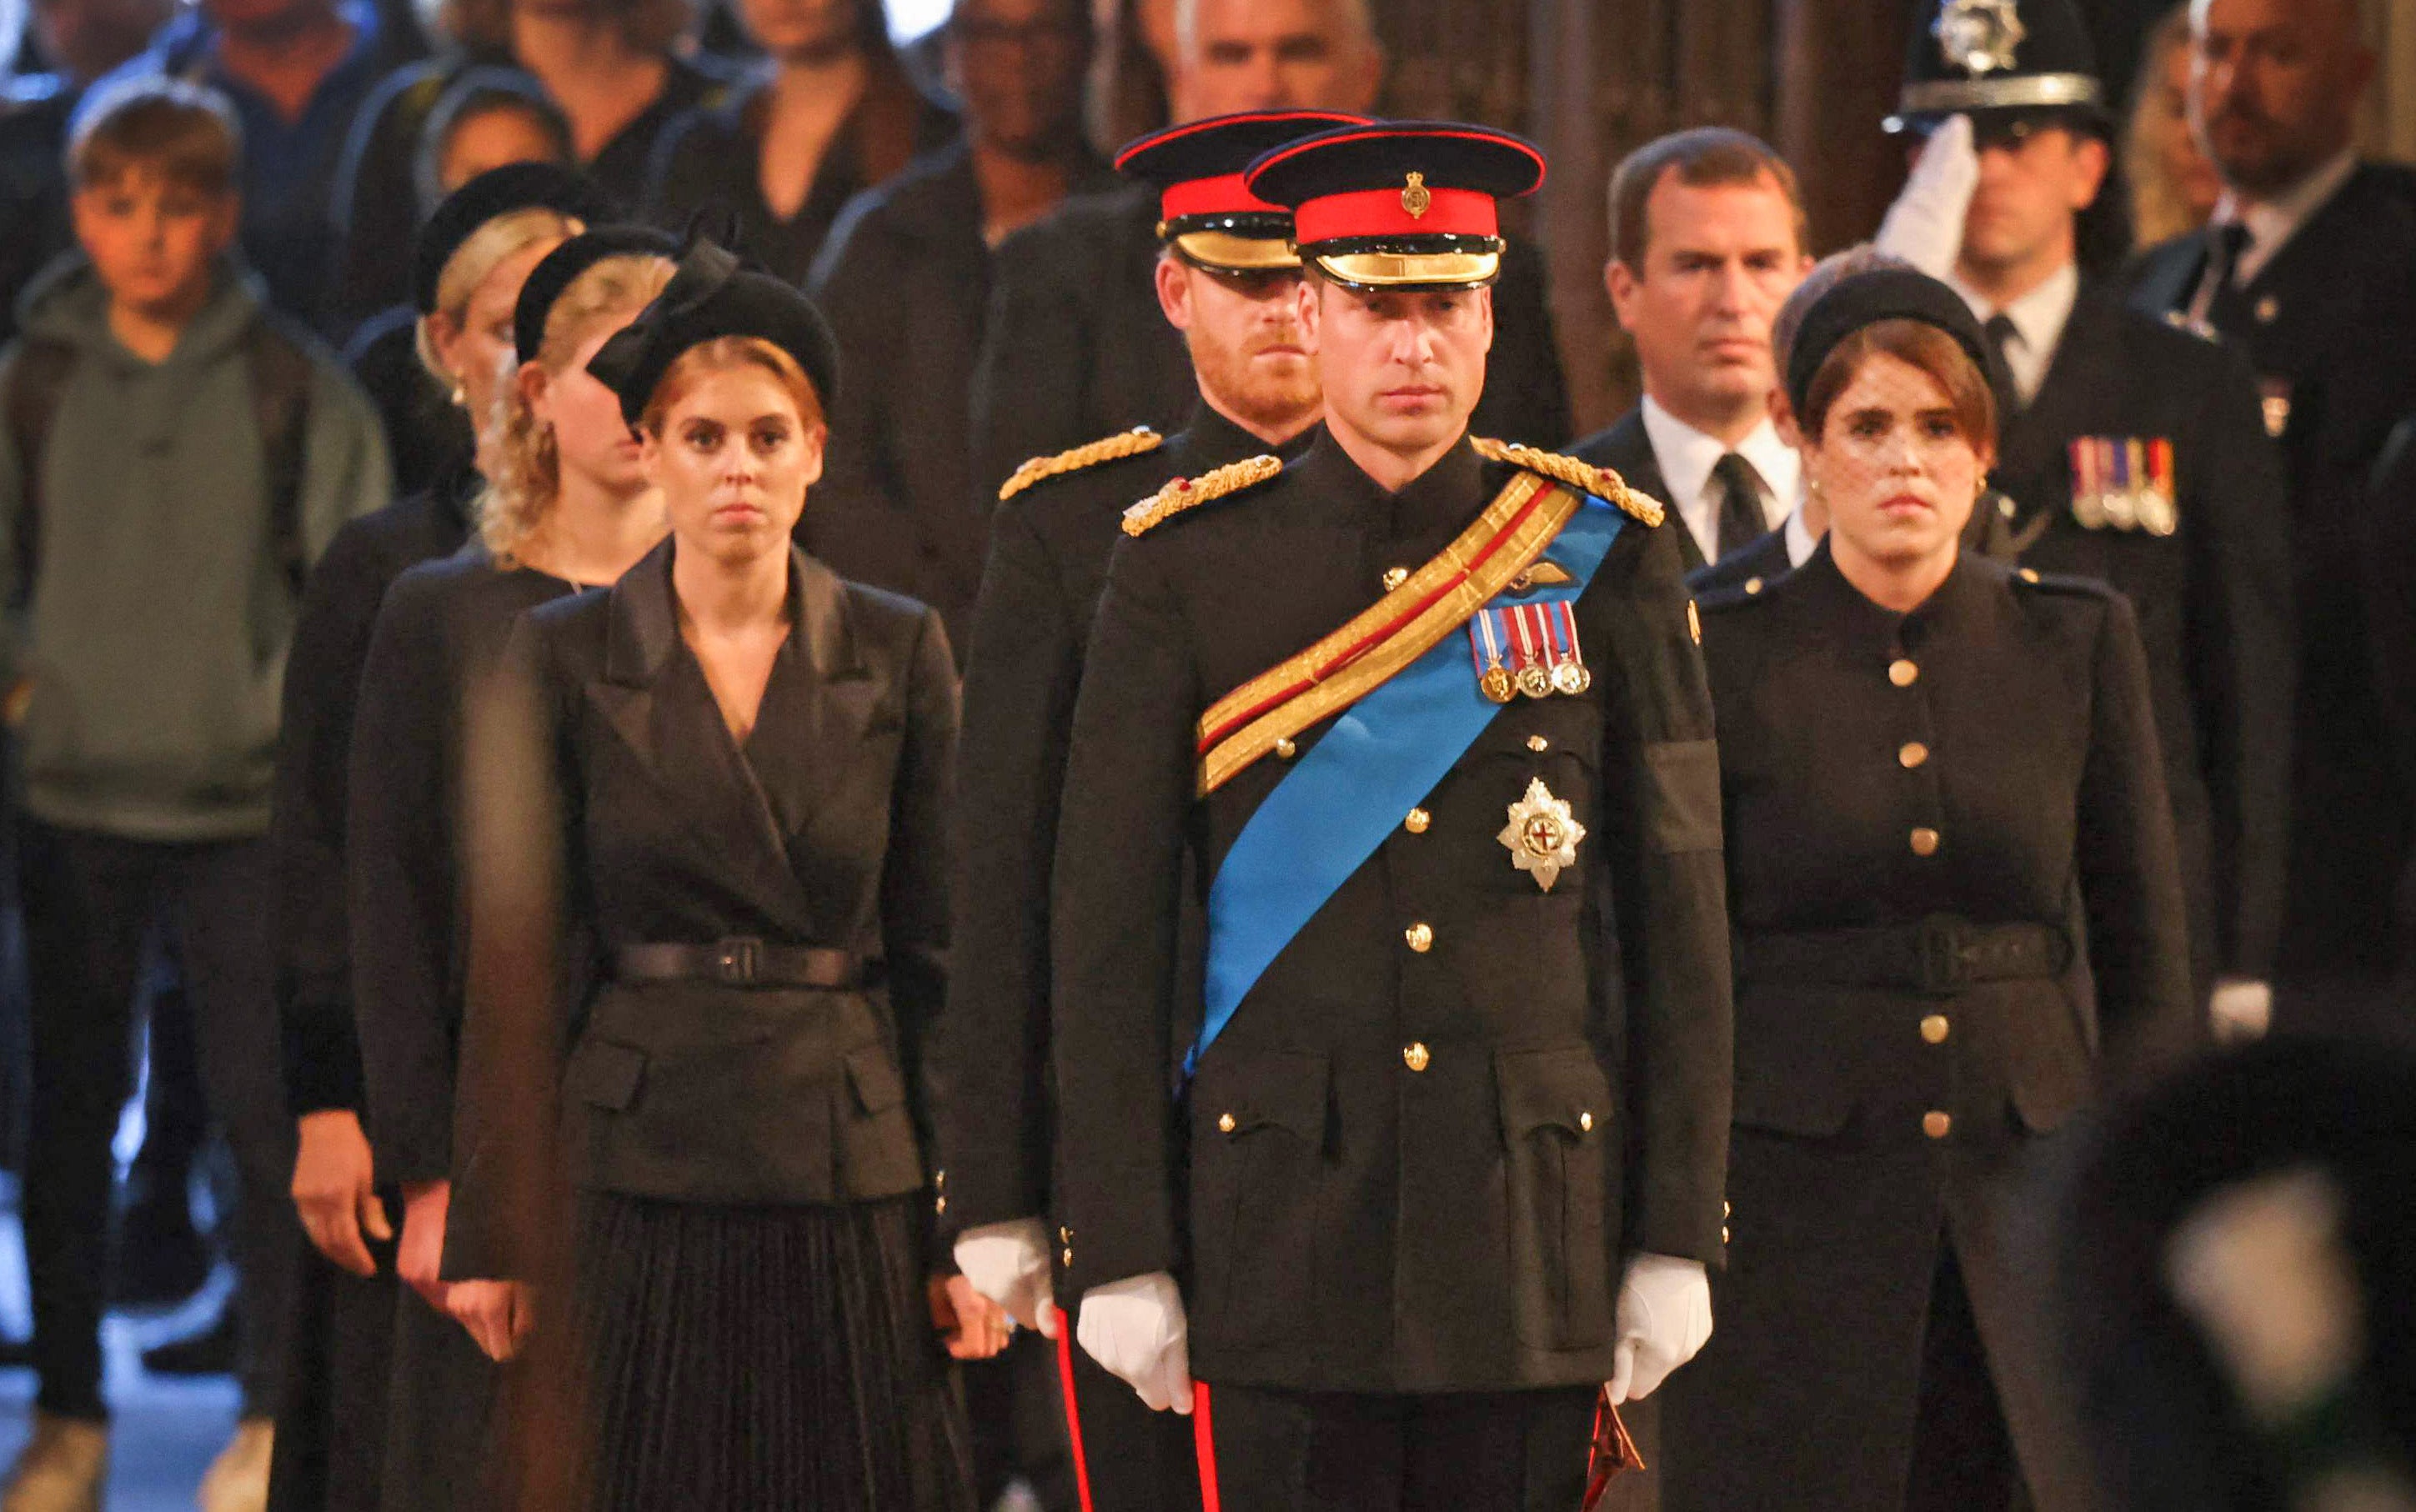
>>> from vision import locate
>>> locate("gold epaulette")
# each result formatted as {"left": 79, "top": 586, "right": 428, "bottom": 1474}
{"left": 1121, "top": 454, "right": 1285, "bottom": 538}
{"left": 997, "top": 427, "right": 1165, "bottom": 502}
{"left": 1470, "top": 437, "right": 1667, "bottom": 529}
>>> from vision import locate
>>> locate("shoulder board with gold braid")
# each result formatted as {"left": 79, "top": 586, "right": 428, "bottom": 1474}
{"left": 1120, "top": 454, "right": 1285, "bottom": 538}
{"left": 1470, "top": 437, "right": 1666, "bottom": 529}
{"left": 997, "top": 427, "right": 1165, "bottom": 502}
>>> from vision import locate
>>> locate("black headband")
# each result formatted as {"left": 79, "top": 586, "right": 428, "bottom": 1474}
{"left": 1784, "top": 267, "right": 2000, "bottom": 424}
{"left": 586, "top": 239, "right": 842, "bottom": 427}
{"left": 511, "top": 225, "right": 679, "bottom": 364}
{"left": 410, "top": 161, "right": 611, "bottom": 317}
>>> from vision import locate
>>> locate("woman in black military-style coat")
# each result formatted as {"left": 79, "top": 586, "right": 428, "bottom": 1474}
{"left": 1657, "top": 271, "right": 2196, "bottom": 1512}
{"left": 346, "top": 227, "right": 678, "bottom": 1511}
{"left": 439, "top": 241, "right": 995, "bottom": 1512}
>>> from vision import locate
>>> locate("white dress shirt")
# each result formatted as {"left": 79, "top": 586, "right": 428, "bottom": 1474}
{"left": 2214, "top": 148, "right": 2358, "bottom": 288}
{"left": 1948, "top": 261, "right": 2079, "bottom": 407}
{"left": 1782, "top": 503, "right": 1817, "bottom": 569}
{"left": 1639, "top": 396, "right": 1801, "bottom": 563}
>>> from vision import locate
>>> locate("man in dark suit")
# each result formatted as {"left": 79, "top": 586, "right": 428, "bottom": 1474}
{"left": 1571, "top": 129, "right": 1812, "bottom": 575}
{"left": 939, "top": 109, "right": 1358, "bottom": 1512}
{"left": 966, "top": 0, "right": 1570, "bottom": 503}
{"left": 1050, "top": 122, "right": 1730, "bottom": 1511}
{"left": 2129, "top": 0, "right": 2416, "bottom": 1029}
{"left": 805, "top": 0, "right": 1111, "bottom": 658}
{"left": 1872, "top": 0, "right": 2296, "bottom": 1029}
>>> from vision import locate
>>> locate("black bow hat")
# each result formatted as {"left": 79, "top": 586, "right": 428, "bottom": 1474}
{"left": 587, "top": 239, "right": 842, "bottom": 428}
{"left": 1886, "top": 0, "right": 2108, "bottom": 137}
{"left": 1244, "top": 120, "right": 1546, "bottom": 291}
{"left": 510, "top": 225, "right": 679, "bottom": 365}
{"left": 1115, "top": 109, "right": 1372, "bottom": 272}
{"left": 411, "top": 162, "right": 616, "bottom": 316}
{"left": 1783, "top": 267, "right": 2001, "bottom": 425}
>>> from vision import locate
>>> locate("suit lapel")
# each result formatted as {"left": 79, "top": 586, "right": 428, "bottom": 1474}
{"left": 741, "top": 549, "right": 875, "bottom": 862}
{"left": 2001, "top": 287, "right": 2122, "bottom": 508}
{"left": 1589, "top": 412, "right": 1697, "bottom": 569}
{"left": 585, "top": 541, "right": 821, "bottom": 934}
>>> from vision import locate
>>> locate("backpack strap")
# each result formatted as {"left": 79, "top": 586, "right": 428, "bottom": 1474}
{"left": 4, "top": 335, "right": 78, "bottom": 609}
{"left": 244, "top": 316, "right": 317, "bottom": 600}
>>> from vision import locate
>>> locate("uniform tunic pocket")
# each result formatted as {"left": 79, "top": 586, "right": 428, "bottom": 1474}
{"left": 1495, "top": 1046, "right": 1616, "bottom": 1349}
{"left": 1189, "top": 1050, "right": 1328, "bottom": 1349}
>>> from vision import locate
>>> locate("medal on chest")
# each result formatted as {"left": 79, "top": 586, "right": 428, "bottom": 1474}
{"left": 1501, "top": 778, "right": 1586, "bottom": 892}
{"left": 1470, "top": 600, "right": 1589, "bottom": 704}
{"left": 2068, "top": 437, "right": 2178, "bottom": 537}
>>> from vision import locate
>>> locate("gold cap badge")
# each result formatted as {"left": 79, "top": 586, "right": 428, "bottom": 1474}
{"left": 1401, "top": 171, "right": 1431, "bottom": 219}
{"left": 1935, "top": 0, "right": 2025, "bottom": 77}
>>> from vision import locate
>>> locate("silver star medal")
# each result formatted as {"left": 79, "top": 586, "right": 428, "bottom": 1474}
{"left": 1499, "top": 779, "right": 1586, "bottom": 892}
{"left": 1935, "top": 0, "right": 2026, "bottom": 75}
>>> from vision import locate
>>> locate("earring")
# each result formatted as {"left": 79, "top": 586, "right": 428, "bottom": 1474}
{"left": 450, "top": 383, "right": 467, "bottom": 407}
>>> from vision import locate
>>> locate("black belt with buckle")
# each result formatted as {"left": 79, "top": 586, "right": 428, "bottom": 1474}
{"left": 613, "top": 939, "right": 871, "bottom": 990}
{"left": 1742, "top": 916, "right": 2070, "bottom": 996}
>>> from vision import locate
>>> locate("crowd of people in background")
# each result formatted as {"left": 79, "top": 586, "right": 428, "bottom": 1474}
{"left": 0, "top": 0, "right": 2410, "bottom": 1508}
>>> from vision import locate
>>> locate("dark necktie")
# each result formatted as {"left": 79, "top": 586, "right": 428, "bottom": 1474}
{"left": 2201, "top": 222, "right": 2254, "bottom": 333}
{"left": 1982, "top": 313, "right": 2023, "bottom": 416}
{"left": 1710, "top": 453, "right": 1764, "bottom": 562}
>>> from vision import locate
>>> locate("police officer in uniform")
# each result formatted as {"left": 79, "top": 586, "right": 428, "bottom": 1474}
{"left": 940, "top": 106, "right": 1363, "bottom": 1512}
{"left": 1882, "top": 0, "right": 2293, "bottom": 1019}
{"left": 1049, "top": 122, "right": 1732, "bottom": 1511}
{"left": 2129, "top": 0, "right": 2416, "bottom": 1030}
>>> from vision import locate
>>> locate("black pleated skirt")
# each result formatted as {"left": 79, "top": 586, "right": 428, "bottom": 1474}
{"left": 574, "top": 1191, "right": 977, "bottom": 1512}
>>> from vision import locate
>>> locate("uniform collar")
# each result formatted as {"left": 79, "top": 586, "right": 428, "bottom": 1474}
{"left": 1299, "top": 428, "right": 1486, "bottom": 539}
{"left": 1947, "top": 260, "right": 2078, "bottom": 405}
{"left": 2213, "top": 149, "right": 2359, "bottom": 287}
{"left": 1792, "top": 538, "right": 1987, "bottom": 647}
{"left": 1180, "top": 399, "right": 1321, "bottom": 469}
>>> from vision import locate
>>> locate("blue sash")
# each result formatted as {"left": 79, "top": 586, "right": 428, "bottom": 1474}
{"left": 1188, "top": 497, "right": 1626, "bottom": 1079}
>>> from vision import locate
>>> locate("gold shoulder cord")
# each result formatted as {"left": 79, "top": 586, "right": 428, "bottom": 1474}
{"left": 1470, "top": 437, "right": 1667, "bottom": 529}
{"left": 1121, "top": 454, "right": 1285, "bottom": 538}
{"left": 997, "top": 427, "right": 1165, "bottom": 502}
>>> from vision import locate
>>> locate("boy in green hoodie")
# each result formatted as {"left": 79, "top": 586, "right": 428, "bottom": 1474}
{"left": 0, "top": 77, "right": 388, "bottom": 1512}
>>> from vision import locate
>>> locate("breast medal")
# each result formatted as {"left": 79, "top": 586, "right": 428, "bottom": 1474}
{"left": 1500, "top": 778, "right": 1586, "bottom": 892}
{"left": 1471, "top": 601, "right": 1589, "bottom": 703}
{"left": 2069, "top": 437, "right": 2178, "bottom": 536}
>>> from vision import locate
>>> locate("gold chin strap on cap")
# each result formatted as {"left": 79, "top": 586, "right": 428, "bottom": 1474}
{"left": 1171, "top": 230, "right": 1303, "bottom": 272}
{"left": 1311, "top": 249, "right": 1502, "bottom": 290}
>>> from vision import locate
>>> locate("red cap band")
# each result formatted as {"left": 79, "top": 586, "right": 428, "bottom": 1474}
{"left": 1293, "top": 187, "right": 1497, "bottom": 246}
{"left": 1160, "top": 173, "right": 1285, "bottom": 222}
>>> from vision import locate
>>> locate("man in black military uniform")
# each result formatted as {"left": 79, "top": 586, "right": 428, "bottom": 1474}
{"left": 939, "top": 108, "right": 1361, "bottom": 1512}
{"left": 966, "top": 0, "right": 1570, "bottom": 504}
{"left": 1881, "top": 0, "right": 2293, "bottom": 1021}
{"left": 1570, "top": 128, "right": 1812, "bottom": 576}
{"left": 804, "top": 0, "right": 1112, "bottom": 657}
{"left": 2130, "top": 0, "right": 2416, "bottom": 1032}
{"left": 1049, "top": 122, "right": 1731, "bottom": 1510}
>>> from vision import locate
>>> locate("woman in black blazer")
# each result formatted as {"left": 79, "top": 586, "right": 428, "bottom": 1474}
{"left": 1657, "top": 269, "right": 2196, "bottom": 1512}
{"left": 443, "top": 241, "right": 997, "bottom": 1510}
{"left": 348, "top": 224, "right": 677, "bottom": 1510}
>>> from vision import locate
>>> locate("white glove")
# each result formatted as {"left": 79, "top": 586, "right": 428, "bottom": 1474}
{"left": 2209, "top": 977, "right": 2273, "bottom": 1044}
{"left": 1076, "top": 1271, "right": 1194, "bottom": 1414}
{"left": 953, "top": 1218, "right": 1057, "bottom": 1337}
{"left": 1874, "top": 114, "right": 1980, "bottom": 278}
{"left": 1609, "top": 1252, "right": 1713, "bottom": 1404}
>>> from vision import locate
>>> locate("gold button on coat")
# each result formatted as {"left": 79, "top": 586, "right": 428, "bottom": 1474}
{"left": 1899, "top": 742, "right": 1929, "bottom": 769}
{"left": 1889, "top": 658, "right": 1919, "bottom": 687}
{"left": 1922, "top": 1110, "right": 1952, "bottom": 1139}
{"left": 1526, "top": 735, "right": 1548, "bottom": 753}
{"left": 1578, "top": 1111, "right": 1593, "bottom": 1132}
{"left": 1405, "top": 808, "right": 1431, "bottom": 834}
{"left": 1405, "top": 923, "right": 1433, "bottom": 953}
{"left": 1921, "top": 1014, "right": 1951, "bottom": 1044}
{"left": 1911, "top": 827, "right": 1941, "bottom": 857}
{"left": 1403, "top": 1042, "right": 1431, "bottom": 1072}
{"left": 1062, "top": 1247, "right": 1075, "bottom": 1266}
{"left": 1381, "top": 566, "right": 1409, "bottom": 591}
{"left": 1744, "top": 576, "right": 1764, "bottom": 595}
{"left": 1274, "top": 737, "right": 1297, "bottom": 759}
{"left": 1217, "top": 1112, "right": 1236, "bottom": 1134}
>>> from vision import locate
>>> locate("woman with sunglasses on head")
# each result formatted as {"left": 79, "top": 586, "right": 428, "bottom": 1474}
{"left": 443, "top": 241, "right": 1000, "bottom": 1510}
{"left": 1658, "top": 268, "right": 2195, "bottom": 1512}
